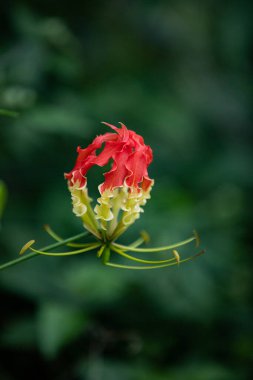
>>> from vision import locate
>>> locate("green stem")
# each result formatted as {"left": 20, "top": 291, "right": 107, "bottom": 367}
{"left": 29, "top": 243, "right": 101, "bottom": 256}
{"left": 129, "top": 237, "right": 145, "bottom": 248}
{"left": 105, "top": 251, "right": 204, "bottom": 270}
{"left": 112, "top": 236, "right": 196, "bottom": 253}
{"left": 111, "top": 246, "right": 176, "bottom": 264}
{"left": 44, "top": 225, "right": 92, "bottom": 247}
{"left": 97, "top": 244, "right": 106, "bottom": 258}
{"left": 0, "top": 231, "right": 90, "bottom": 271}
{"left": 102, "top": 246, "right": 111, "bottom": 265}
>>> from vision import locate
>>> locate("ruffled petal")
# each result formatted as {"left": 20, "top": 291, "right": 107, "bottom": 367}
{"left": 66, "top": 122, "right": 153, "bottom": 192}
{"left": 65, "top": 122, "right": 154, "bottom": 239}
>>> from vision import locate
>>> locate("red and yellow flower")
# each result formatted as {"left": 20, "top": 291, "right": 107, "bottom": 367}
{"left": 65, "top": 122, "right": 154, "bottom": 240}
{"left": 16, "top": 122, "right": 203, "bottom": 271}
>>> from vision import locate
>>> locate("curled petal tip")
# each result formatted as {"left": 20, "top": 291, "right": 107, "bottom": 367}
{"left": 101, "top": 121, "right": 117, "bottom": 129}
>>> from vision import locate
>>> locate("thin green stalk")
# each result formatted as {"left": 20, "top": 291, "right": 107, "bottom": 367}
{"left": 0, "top": 231, "right": 90, "bottom": 271}
{"left": 105, "top": 251, "right": 204, "bottom": 270}
{"left": 97, "top": 245, "right": 106, "bottom": 258}
{"left": 111, "top": 246, "right": 177, "bottom": 264}
{"left": 112, "top": 236, "right": 196, "bottom": 253}
{"left": 44, "top": 225, "right": 92, "bottom": 247}
{"left": 29, "top": 243, "right": 101, "bottom": 256}
{"left": 129, "top": 237, "right": 145, "bottom": 248}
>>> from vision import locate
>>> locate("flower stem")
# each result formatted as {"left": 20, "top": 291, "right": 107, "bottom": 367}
{"left": 0, "top": 231, "right": 89, "bottom": 271}
{"left": 102, "top": 246, "right": 111, "bottom": 265}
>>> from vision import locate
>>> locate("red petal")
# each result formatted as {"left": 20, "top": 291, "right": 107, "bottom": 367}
{"left": 66, "top": 122, "right": 153, "bottom": 192}
{"left": 125, "top": 150, "right": 147, "bottom": 188}
{"left": 101, "top": 146, "right": 132, "bottom": 192}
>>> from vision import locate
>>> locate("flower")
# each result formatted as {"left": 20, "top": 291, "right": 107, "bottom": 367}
{"left": 64, "top": 122, "right": 154, "bottom": 240}
{"left": 14, "top": 122, "right": 204, "bottom": 271}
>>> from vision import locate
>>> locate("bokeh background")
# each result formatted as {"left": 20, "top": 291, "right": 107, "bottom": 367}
{"left": 0, "top": 1, "right": 252, "bottom": 379}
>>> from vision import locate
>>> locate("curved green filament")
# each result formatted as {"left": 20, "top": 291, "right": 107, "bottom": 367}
{"left": 105, "top": 251, "right": 204, "bottom": 270}
{"left": 97, "top": 244, "right": 106, "bottom": 258}
{"left": 44, "top": 225, "right": 92, "bottom": 247}
{"left": 105, "top": 262, "right": 177, "bottom": 270}
{"left": 127, "top": 231, "right": 150, "bottom": 249}
{"left": 111, "top": 246, "right": 177, "bottom": 264}
{"left": 193, "top": 230, "right": 200, "bottom": 247}
{"left": 0, "top": 231, "right": 92, "bottom": 271}
{"left": 112, "top": 236, "right": 196, "bottom": 253}
{"left": 110, "top": 222, "right": 127, "bottom": 242}
{"left": 129, "top": 237, "right": 145, "bottom": 248}
{"left": 29, "top": 243, "right": 101, "bottom": 256}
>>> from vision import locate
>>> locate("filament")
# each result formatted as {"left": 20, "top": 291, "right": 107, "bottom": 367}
{"left": 111, "top": 246, "right": 177, "bottom": 264}
{"left": 105, "top": 250, "right": 205, "bottom": 270}
{"left": 28, "top": 243, "right": 101, "bottom": 256}
{"left": 112, "top": 236, "right": 196, "bottom": 253}
{"left": 44, "top": 225, "right": 91, "bottom": 247}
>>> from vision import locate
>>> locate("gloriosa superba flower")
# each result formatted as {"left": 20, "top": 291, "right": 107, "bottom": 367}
{"left": 18, "top": 122, "right": 204, "bottom": 270}
{"left": 65, "top": 122, "right": 154, "bottom": 241}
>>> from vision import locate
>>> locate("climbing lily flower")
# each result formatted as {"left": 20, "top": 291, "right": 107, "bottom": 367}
{"left": 64, "top": 122, "right": 154, "bottom": 241}
{"left": 7, "top": 122, "right": 204, "bottom": 272}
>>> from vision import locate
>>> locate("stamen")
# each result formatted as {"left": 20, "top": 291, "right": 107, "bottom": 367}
{"left": 172, "top": 250, "right": 180, "bottom": 264}
{"left": 105, "top": 250, "right": 205, "bottom": 270}
{"left": 111, "top": 246, "right": 178, "bottom": 264}
{"left": 28, "top": 243, "right": 101, "bottom": 256}
{"left": 110, "top": 223, "right": 127, "bottom": 242}
{"left": 193, "top": 230, "right": 200, "bottom": 247}
{"left": 44, "top": 225, "right": 91, "bottom": 247}
{"left": 97, "top": 245, "right": 106, "bottom": 258}
{"left": 126, "top": 230, "right": 150, "bottom": 249}
{"left": 129, "top": 237, "right": 144, "bottom": 248}
{"left": 19, "top": 240, "right": 36, "bottom": 255}
{"left": 112, "top": 235, "right": 196, "bottom": 253}
{"left": 140, "top": 230, "right": 150, "bottom": 244}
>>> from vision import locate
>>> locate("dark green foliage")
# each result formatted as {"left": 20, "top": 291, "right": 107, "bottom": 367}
{"left": 0, "top": 1, "right": 252, "bottom": 379}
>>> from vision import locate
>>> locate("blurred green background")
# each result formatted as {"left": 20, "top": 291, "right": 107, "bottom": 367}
{"left": 0, "top": 1, "right": 252, "bottom": 379}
